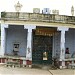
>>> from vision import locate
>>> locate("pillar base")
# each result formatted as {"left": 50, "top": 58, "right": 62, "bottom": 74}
{"left": 59, "top": 66, "right": 66, "bottom": 69}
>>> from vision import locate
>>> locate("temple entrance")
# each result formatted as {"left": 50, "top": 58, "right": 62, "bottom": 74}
{"left": 32, "top": 27, "right": 57, "bottom": 65}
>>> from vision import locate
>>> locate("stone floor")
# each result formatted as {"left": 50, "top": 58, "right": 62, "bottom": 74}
{"left": 0, "top": 66, "right": 75, "bottom": 75}
{"left": 0, "top": 66, "right": 51, "bottom": 75}
{"left": 49, "top": 69, "right": 75, "bottom": 75}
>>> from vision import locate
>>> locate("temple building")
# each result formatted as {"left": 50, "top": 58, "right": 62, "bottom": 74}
{"left": 0, "top": 6, "right": 75, "bottom": 69}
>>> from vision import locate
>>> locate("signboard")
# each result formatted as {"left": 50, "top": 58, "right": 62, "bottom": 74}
{"left": 42, "top": 8, "right": 50, "bottom": 14}
{"left": 33, "top": 8, "right": 40, "bottom": 13}
{"left": 52, "top": 10, "right": 59, "bottom": 15}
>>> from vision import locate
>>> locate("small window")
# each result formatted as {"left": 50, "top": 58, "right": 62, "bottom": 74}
{"left": 13, "top": 44, "right": 19, "bottom": 51}
{"left": 14, "top": 44, "right": 19, "bottom": 48}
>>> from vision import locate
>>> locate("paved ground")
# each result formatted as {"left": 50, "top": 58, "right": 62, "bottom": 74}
{"left": 49, "top": 69, "right": 75, "bottom": 75}
{"left": 0, "top": 66, "right": 75, "bottom": 75}
{"left": 0, "top": 66, "right": 51, "bottom": 75}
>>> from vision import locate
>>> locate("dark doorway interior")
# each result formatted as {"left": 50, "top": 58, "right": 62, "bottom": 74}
{"left": 32, "top": 30, "right": 53, "bottom": 65}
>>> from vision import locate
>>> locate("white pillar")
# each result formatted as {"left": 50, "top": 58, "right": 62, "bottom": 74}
{"left": 58, "top": 27, "right": 69, "bottom": 69}
{"left": 24, "top": 25, "right": 36, "bottom": 60}
{"left": 0, "top": 24, "right": 8, "bottom": 56}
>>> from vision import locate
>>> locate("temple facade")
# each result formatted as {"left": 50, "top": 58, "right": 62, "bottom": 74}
{"left": 0, "top": 12, "right": 75, "bottom": 68}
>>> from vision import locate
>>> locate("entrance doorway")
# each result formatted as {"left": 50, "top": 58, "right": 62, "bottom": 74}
{"left": 32, "top": 27, "right": 56, "bottom": 65}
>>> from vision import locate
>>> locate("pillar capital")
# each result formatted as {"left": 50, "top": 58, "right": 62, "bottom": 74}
{"left": 1, "top": 24, "right": 9, "bottom": 28}
{"left": 57, "top": 27, "right": 69, "bottom": 31}
{"left": 24, "top": 25, "right": 36, "bottom": 32}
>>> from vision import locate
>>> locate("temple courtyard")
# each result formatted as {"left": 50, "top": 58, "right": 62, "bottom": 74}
{"left": 0, "top": 66, "right": 74, "bottom": 75}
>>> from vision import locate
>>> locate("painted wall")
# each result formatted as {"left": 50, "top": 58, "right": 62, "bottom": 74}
{"left": 3, "top": 25, "right": 75, "bottom": 58}
{"left": 53, "top": 32, "right": 61, "bottom": 58}
{"left": 65, "top": 28, "right": 75, "bottom": 55}
{"left": 5, "top": 25, "right": 27, "bottom": 57}
{"left": 53, "top": 28, "right": 75, "bottom": 58}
